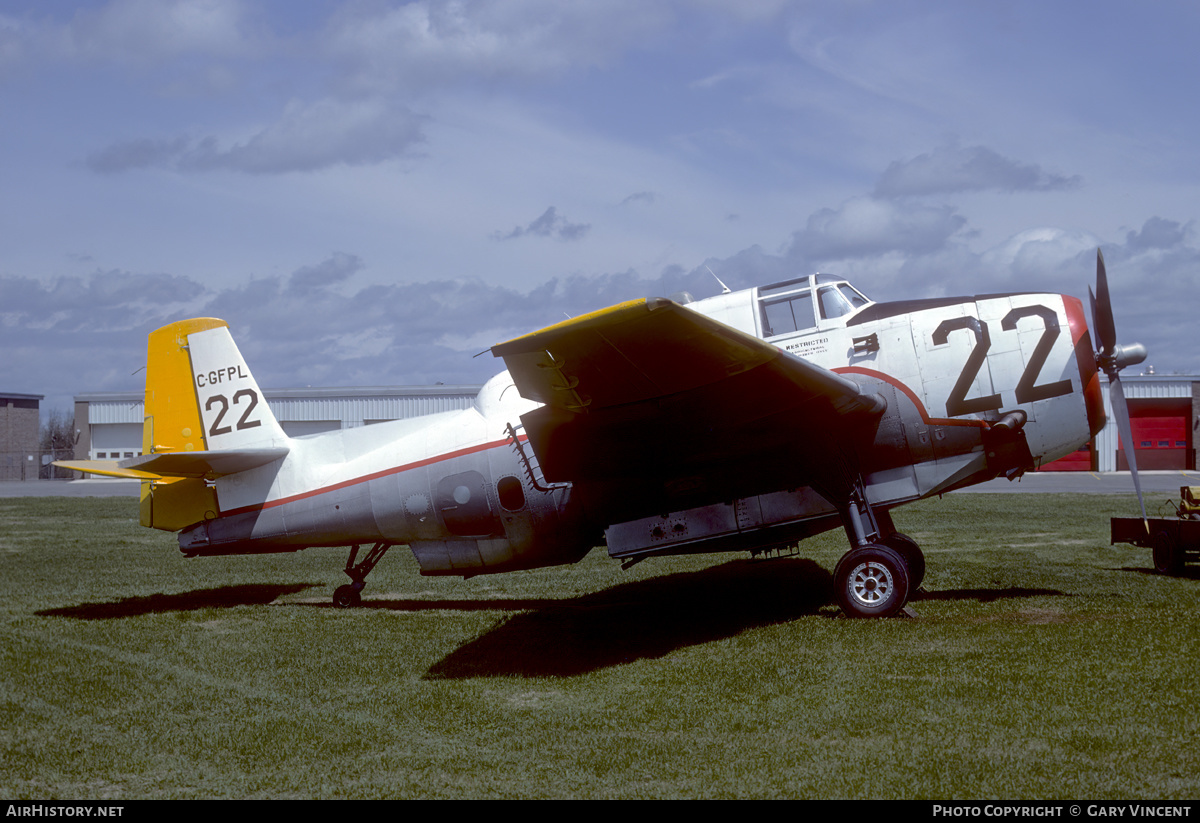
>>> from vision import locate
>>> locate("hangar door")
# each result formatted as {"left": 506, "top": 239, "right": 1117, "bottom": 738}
{"left": 1117, "top": 401, "right": 1191, "bottom": 471}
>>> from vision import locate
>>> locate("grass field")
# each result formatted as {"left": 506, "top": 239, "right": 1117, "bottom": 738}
{"left": 2, "top": 493, "right": 1198, "bottom": 799}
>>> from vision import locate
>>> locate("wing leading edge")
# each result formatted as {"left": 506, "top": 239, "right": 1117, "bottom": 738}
{"left": 491, "top": 297, "right": 887, "bottom": 510}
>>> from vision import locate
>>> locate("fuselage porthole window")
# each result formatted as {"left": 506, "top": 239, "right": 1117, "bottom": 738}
{"left": 497, "top": 475, "right": 526, "bottom": 512}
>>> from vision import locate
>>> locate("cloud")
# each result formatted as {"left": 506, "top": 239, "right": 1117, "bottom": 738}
{"left": 324, "top": 0, "right": 673, "bottom": 94}
{"left": 788, "top": 196, "right": 967, "bottom": 262}
{"left": 875, "top": 144, "right": 1081, "bottom": 198}
{"left": 494, "top": 207, "right": 591, "bottom": 242}
{"left": 3, "top": 252, "right": 704, "bottom": 410}
{"left": 59, "top": 0, "right": 257, "bottom": 64}
{"left": 1125, "top": 216, "right": 1189, "bottom": 251}
{"left": 978, "top": 227, "right": 1098, "bottom": 280}
{"left": 0, "top": 270, "right": 210, "bottom": 409}
{"left": 620, "top": 191, "right": 657, "bottom": 206}
{"left": 1079, "top": 219, "right": 1200, "bottom": 376}
{"left": 289, "top": 252, "right": 364, "bottom": 291}
{"left": 188, "top": 99, "right": 426, "bottom": 173}
{"left": 86, "top": 98, "right": 426, "bottom": 174}
{"left": 0, "top": 270, "right": 204, "bottom": 331}
{"left": 84, "top": 136, "right": 193, "bottom": 174}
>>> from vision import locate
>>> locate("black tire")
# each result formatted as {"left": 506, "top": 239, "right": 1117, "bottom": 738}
{"left": 333, "top": 584, "right": 362, "bottom": 608}
{"left": 1153, "top": 531, "right": 1183, "bottom": 576}
{"left": 882, "top": 532, "right": 925, "bottom": 591}
{"left": 834, "top": 544, "right": 910, "bottom": 618}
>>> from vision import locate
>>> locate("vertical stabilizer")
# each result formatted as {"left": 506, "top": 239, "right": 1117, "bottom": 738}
{"left": 143, "top": 318, "right": 287, "bottom": 453}
{"left": 184, "top": 324, "right": 287, "bottom": 450}
{"left": 139, "top": 318, "right": 288, "bottom": 530}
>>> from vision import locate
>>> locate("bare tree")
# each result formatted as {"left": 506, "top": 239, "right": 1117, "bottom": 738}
{"left": 39, "top": 409, "right": 76, "bottom": 480}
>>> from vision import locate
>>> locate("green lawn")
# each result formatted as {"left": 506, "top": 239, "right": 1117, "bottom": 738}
{"left": 1, "top": 494, "right": 1196, "bottom": 799}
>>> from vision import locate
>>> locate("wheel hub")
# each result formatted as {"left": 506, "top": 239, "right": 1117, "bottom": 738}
{"left": 848, "top": 561, "right": 893, "bottom": 606}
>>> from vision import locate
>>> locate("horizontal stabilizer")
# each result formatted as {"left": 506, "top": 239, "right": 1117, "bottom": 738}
{"left": 56, "top": 448, "right": 288, "bottom": 480}
{"left": 52, "top": 460, "right": 158, "bottom": 480}
{"left": 121, "top": 448, "right": 289, "bottom": 478}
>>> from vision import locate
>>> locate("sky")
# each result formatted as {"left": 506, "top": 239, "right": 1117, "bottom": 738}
{"left": 3, "top": 0, "right": 1199, "bottom": 414}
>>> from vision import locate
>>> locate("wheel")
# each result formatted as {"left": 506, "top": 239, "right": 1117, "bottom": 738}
{"left": 834, "top": 544, "right": 910, "bottom": 618}
{"left": 882, "top": 532, "right": 925, "bottom": 591}
{"left": 333, "top": 584, "right": 362, "bottom": 608}
{"left": 1153, "top": 531, "right": 1183, "bottom": 576}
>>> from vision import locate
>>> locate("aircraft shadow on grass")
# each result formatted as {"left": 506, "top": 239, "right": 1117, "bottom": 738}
{"left": 422, "top": 558, "right": 833, "bottom": 679}
{"left": 420, "top": 564, "right": 1069, "bottom": 679}
{"left": 35, "top": 583, "right": 322, "bottom": 619}
{"left": 34, "top": 564, "right": 1069, "bottom": 675}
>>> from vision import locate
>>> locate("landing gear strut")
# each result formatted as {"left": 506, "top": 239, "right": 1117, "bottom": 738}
{"left": 333, "top": 542, "right": 392, "bottom": 607}
{"left": 827, "top": 478, "right": 924, "bottom": 618}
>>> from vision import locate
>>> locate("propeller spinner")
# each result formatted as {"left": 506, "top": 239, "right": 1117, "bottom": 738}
{"left": 1088, "top": 249, "right": 1149, "bottom": 523}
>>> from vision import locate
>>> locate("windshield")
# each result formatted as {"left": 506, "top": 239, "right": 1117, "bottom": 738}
{"left": 758, "top": 274, "right": 872, "bottom": 336}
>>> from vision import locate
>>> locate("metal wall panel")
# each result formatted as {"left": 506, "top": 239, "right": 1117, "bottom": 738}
{"left": 81, "top": 386, "right": 482, "bottom": 455}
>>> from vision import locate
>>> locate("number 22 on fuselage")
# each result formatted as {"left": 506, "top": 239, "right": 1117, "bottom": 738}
{"left": 686, "top": 274, "right": 1103, "bottom": 475}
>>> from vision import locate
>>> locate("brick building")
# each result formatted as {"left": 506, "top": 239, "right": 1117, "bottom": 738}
{"left": 0, "top": 392, "right": 42, "bottom": 481}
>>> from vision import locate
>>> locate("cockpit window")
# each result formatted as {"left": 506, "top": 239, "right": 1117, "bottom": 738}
{"left": 839, "top": 284, "right": 870, "bottom": 309}
{"left": 762, "top": 291, "right": 815, "bottom": 337}
{"left": 758, "top": 274, "right": 871, "bottom": 336}
{"left": 818, "top": 287, "right": 854, "bottom": 320}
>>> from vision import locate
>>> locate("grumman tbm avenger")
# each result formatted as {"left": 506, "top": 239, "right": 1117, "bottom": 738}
{"left": 58, "top": 251, "right": 1147, "bottom": 618}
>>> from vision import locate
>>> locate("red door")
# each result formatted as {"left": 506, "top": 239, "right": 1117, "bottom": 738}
{"left": 1118, "top": 415, "right": 1188, "bottom": 470}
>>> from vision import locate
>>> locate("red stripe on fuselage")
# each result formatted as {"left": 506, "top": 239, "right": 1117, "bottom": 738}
{"left": 219, "top": 436, "right": 519, "bottom": 519}
{"left": 833, "top": 366, "right": 989, "bottom": 428}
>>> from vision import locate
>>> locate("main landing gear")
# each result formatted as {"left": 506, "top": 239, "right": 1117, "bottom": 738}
{"left": 829, "top": 481, "right": 925, "bottom": 619}
{"left": 332, "top": 542, "right": 392, "bottom": 607}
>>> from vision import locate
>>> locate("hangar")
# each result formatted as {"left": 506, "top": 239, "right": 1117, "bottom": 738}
{"left": 70, "top": 374, "right": 1198, "bottom": 472}
{"left": 72, "top": 384, "right": 482, "bottom": 462}
{"left": 1015, "top": 373, "right": 1199, "bottom": 472}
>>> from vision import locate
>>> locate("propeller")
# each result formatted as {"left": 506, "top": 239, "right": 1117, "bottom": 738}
{"left": 1088, "top": 249, "right": 1149, "bottom": 524}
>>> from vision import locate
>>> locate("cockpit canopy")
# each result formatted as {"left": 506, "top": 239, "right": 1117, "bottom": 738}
{"left": 681, "top": 272, "right": 873, "bottom": 341}
{"left": 757, "top": 273, "right": 872, "bottom": 337}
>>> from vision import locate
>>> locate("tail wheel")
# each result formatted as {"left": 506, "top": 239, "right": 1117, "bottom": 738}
{"left": 882, "top": 532, "right": 925, "bottom": 591}
{"left": 834, "top": 544, "right": 910, "bottom": 618}
{"left": 333, "top": 584, "right": 362, "bottom": 608}
{"left": 1153, "top": 531, "right": 1183, "bottom": 576}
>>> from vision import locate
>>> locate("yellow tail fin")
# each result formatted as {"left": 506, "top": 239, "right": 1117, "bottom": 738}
{"left": 143, "top": 318, "right": 227, "bottom": 456}
{"left": 139, "top": 319, "right": 226, "bottom": 530}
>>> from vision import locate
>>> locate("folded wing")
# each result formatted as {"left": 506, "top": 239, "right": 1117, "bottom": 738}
{"left": 492, "top": 297, "right": 886, "bottom": 511}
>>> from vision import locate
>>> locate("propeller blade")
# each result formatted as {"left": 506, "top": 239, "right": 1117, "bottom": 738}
{"left": 1110, "top": 375, "right": 1148, "bottom": 526}
{"left": 1088, "top": 285, "right": 1099, "bottom": 354}
{"left": 1090, "top": 248, "right": 1149, "bottom": 526}
{"left": 1094, "top": 249, "right": 1117, "bottom": 361}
